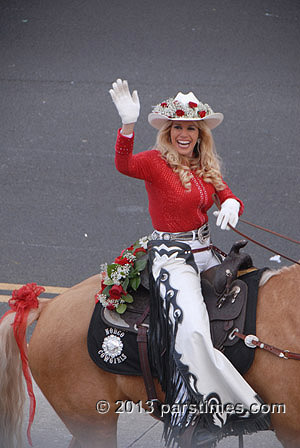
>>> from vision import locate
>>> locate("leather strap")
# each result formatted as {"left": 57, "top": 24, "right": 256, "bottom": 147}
{"left": 192, "top": 244, "right": 213, "bottom": 254}
{"left": 235, "top": 331, "right": 300, "bottom": 361}
{"left": 135, "top": 305, "right": 150, "bottom": 327}
{"left": 192, "top": 244, "right": 227, "bottom": 258}
{"left": 136, "top": 307, "right": 163, "bottom": 420}
{"left": 239, "top": 218, "right": 300, "bottom": 246}
{"left": 137, "top": 326, "right": 157, "bottom": 398}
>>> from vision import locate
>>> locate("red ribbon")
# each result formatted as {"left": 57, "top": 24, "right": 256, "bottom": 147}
{"left": 6, "top": 283, "right": 45, "bottom": 446}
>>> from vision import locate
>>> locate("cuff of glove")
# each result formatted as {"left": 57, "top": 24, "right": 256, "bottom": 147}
{"left": 120, "top": 130, "right": 133, "bottom": 138}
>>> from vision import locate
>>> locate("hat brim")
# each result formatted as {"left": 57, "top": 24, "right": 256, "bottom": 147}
{"left": 148, "top": 112, "right": 224, "bottom": 130}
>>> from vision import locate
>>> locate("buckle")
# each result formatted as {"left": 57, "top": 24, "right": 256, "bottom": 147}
{"left": 151, "top": 231, "right": 159, "bottom": 240}
{"left": 197, "top": 225, "right": 210, "bottom": 243}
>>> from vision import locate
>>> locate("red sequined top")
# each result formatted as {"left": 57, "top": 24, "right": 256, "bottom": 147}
{"left": 115, "top": 129, "right": 244, "bottom": 232}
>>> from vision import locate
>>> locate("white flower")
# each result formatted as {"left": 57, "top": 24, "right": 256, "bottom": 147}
{"left": 152, "top": 97, "right": 214, "bottom": 119}
{"left": 99, "top": 263, "right": 108, "bottom": 273}
{"left": 110, "top": 272, "right": 121, "bottom": 285}
{"left": 123, "top": 251, "right": 136, "bottom": 262}
{"left": 96, "top": 293, "right": 109, "bottom": 306}
{"left": 120, "top": 264, "right": 131, "bottom": 275}
{"left": 139, "top": 236, "right": 149, "bottom": 249}
{"left": 110, "top": 263, "right": 131, "bottom": 284}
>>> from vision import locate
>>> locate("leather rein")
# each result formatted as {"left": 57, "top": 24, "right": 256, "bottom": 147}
{"left": 213, "top": 194, "right": 300, "bottom": 266}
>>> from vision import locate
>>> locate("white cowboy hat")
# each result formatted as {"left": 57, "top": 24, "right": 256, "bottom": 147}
{"left": 148, "top": 91, "right": 224, "bottom": 130}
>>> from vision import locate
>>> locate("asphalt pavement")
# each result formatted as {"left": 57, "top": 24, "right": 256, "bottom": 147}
{"left": 22, "top": 382, "right": 283, "bottom": 448}
{"left": 1, "top": 0, "right": 299, "bottom": 446}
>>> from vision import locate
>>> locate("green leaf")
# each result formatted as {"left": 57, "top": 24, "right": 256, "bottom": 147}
{"left": 135, "top": 250, "right": 146, "bottom": 259}
{"left": 122, "top": 277, "right": 129, "bottom": 291}
{"left": 124, "top": 293, "right": 133, "bottom": 303}
{"left": 116, "top": 303, "right": 127, "bottom": 314}
{"left": 135, "top": 258, "right": 147, "bottom": 272}
{"left": 107, "top": 263, "right": 118, "bottom": 276}
{"left": 130, "top": 276, "right": 141, "bottom": 291}
{"left": 102, "top": 285, "right": 112, "bottom": 295}
{"left": 128, "top": 268, "right": 138, "bottom": 278}
{"left": 133, "top": 241, "right": 140, "bottom": 250}
{"left": 103, "top": 278, "right": 114, "bottom": 286}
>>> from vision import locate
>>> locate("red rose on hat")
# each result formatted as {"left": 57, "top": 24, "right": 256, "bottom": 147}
{"left": 161, "top": 102, "right": 168, "bottom": 107}
{"left": 189, "top": 101, "right": 198, "bottom": 108}
{"left": 199, "top": 110, "right": 206, "bottom": 118}
{"left": 175, "top": 110, "right": 185, "bottom": 117}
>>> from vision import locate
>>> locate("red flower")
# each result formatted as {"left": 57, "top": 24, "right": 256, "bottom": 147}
{"left": 109, "top": 284, "right": 126, "bottom": 300}
{"left": 175, "top": 110, "right": 185, "bottom": 117}
{"left": 120, "top": 245, "right": 133, "bottom": 256}
{"left": 114, "top": 255, "right": 131, "bottom": 265}
{"left": 198, "top": 110, "right": 206, "bottom": 118}
{"left": 189, "top": 101, "right": 198, "bottom": 108}
{"left": 100, "top": 277, "right": 107, "bottom": 293}
{"left": 107, "top": 303, "right": 116, "bottom": 311}
{"left": 161, "top": 102, "right": 168, "bottom": 107}
{"left": 133, "top": 247, "right": 147, "bottom": 256}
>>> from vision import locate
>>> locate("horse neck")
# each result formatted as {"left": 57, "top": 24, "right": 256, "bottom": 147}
{"left": 267, "top": 261, "right": 300, "bottom": 304}
{"left": 280, "top": 262, "right": 300, "bottom": 280}
{"left": 256, "top": 262, "right": 300, "bottom": 346}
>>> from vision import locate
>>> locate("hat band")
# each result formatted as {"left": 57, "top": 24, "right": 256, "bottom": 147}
{"left": 151, "top": 97, "right": 214, "bottom": 121}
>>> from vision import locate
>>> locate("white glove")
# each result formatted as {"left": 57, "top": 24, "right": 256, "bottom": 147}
{"left": 109, "top": 78, "right": 140, "bottom": 124}
{"left": 213, "top": 198, "right": 240, "bottom": 230}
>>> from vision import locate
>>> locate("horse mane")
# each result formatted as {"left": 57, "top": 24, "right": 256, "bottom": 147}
{"left": 259, "top": 262, "right": 300, "bottom": 287}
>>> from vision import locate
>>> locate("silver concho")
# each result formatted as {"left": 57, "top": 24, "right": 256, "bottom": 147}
{"left": 98, "top": 328, "right": 127, "bottom": 364}
{"left": 244, "top": 334, "right": 259, "bottom": 349}
{"left": 102, "top": 334, "right": 123, "bottom": 358}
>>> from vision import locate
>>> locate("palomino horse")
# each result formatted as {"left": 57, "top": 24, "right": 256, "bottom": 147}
{"left": 0, "top": 263, "right": 300, "bottom": 448}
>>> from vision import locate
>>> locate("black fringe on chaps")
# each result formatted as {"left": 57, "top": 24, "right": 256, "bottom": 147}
{"left": 148, "top": 269, "right": 202, "bottom": 447}
{"left": 148, "top": 261, "right": 271, "bottom": 448}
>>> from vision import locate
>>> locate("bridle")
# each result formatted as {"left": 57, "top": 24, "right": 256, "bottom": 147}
{"left": 213, "top": 194, "right": 300, "bottom": 266}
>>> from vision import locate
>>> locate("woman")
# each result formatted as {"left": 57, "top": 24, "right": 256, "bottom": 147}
{"left": 109, "top": 79, "right": 269, "bottom": 446}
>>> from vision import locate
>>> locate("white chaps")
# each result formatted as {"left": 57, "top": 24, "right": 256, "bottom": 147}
{"left": 148, "top": 239, "right": 269, "bottom": 446}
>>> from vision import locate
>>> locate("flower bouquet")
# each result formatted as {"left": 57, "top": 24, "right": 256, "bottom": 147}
{"left": 95, "top": 236, "right": 148, "bottom": 314}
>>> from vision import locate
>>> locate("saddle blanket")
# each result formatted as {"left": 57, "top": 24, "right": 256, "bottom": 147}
{"left": 87, "top": 269, "right": 266, "bottom": 377}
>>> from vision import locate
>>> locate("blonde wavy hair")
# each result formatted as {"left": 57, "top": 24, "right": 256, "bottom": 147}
{"left": 155, "top": 121, "right": 225, "bottom": 191}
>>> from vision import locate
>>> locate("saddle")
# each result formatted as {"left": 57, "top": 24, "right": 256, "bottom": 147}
{"left": 101, "top": 240, "right": 253, "bottom": 351}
